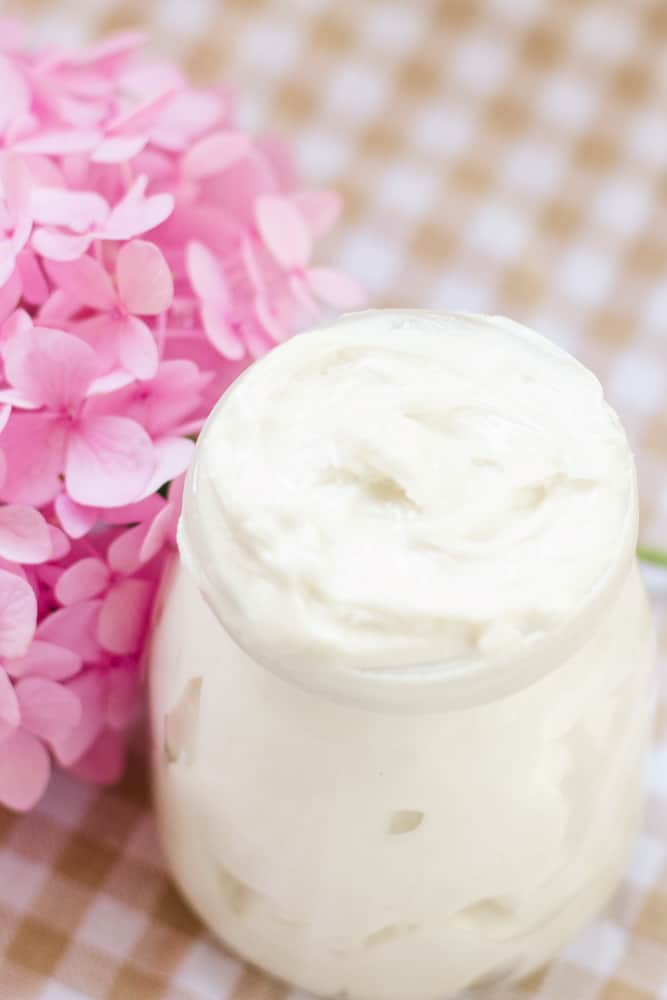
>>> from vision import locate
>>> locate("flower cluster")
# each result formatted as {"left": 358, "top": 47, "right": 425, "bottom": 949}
{"left": 0, "top": 23, "right": 364, "bottom": 811}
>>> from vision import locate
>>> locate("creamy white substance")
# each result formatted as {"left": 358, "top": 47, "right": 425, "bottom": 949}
{"left": 180, "top": 311, "right": 635, "bottom": 698}
{"left": 150, "top": 311, "right": 656, "bottom": 999}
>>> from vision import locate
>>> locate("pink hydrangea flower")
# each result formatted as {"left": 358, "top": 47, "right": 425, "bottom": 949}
{"left": 31, "top": 174, "right": 175, "bottom": 262}
{"left": 0, "top": 324, "right": 159, "bottom": 506}
{"left": 0, "top": 670, "right": 81, "bottom": 811}
{"left": 46, "top": 238, "right": 174, "bottom": 378}
{"left": 0, "top": 23, "right": 365, "bottom": 812}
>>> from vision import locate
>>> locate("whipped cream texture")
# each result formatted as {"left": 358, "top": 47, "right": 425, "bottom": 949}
{"left": 181, "top": 310, "right": 634, "bottom": 677}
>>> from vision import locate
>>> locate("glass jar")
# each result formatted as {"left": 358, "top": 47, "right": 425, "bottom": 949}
{"left": 149, "top": 311, "right": 656, "bottom": 999}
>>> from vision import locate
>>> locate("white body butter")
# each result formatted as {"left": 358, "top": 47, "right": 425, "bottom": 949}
{"left": 150, "top": 311, "right": 655, "bottom": 998}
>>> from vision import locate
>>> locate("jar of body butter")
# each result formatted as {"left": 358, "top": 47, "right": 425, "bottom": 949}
{"left": 149, "top": 310, "right": 656, "bottom": 1000}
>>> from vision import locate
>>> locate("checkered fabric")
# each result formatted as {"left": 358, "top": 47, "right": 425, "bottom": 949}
{"left": 1, "top": 0, "right": 666, "bottom": 997}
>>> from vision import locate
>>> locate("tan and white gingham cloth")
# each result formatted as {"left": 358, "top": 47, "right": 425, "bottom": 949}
{"left": 2, "top": 0, "right": 667, "bottom": 997}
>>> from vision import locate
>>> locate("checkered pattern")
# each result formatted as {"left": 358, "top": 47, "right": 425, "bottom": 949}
{"left": 1, "top": 0, "right": 666, "bottom": 996}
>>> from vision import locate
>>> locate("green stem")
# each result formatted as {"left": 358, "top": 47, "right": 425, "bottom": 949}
{"left": 638, "top": 544, "right": 667, "bottom": 568}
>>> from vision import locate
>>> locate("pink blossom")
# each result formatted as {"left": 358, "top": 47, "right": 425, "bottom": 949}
{"left": 151, "top": 89, "right": 230, "bottom": 151}
{"left": 0, "top": 22, "right": 363, "bottom": 811}
{"left": 186, "top": 240, "right": 246, "bottom": 359}
{"left": 55, "top": 553, "right": 154, "bottom": 656}
{"left": 54, "top": 489, "right": 164, "bottom": 540}
{"left": 255, "top": 195, "right": 366, "bottom": 317}
{"left": 90, "top": 89, "right": 177, "bottom": 165}
{"left": 181, "top": 129, "right": 252, "bottom": 180}
{"left": 0, "top": 726, "right": 51, "bottom": 811}
{"left": 0, "top": 564, "right": 69, "bottom": 811}
{"left": 104, "top": 474, "right": 183, "bottom": 577}
{"left": 0, "top": 667, "right": 83, "bottom": 810}
{"left": 0, "top": 325, "right": 158, "bottom": 506}
{"left": 6, "top": 639, "right": 82, "bottom": 681}
{"left": 31, "top": 174, "right": 174, "bottom": 262}
{"left": 47, "top": 239, "right": 173, "bottom": 378}
{"left": 83, "top": 361, "right": 209, "bottom": 439}
{"left": 51, "top": 664, "right": 139, "bottom": 785}
{"left": 0, "top": 504, "right": 51, "bottom": 563}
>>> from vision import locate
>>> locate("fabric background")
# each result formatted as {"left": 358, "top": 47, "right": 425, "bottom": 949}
{"left": 0, "top": 0, "right": 666, "bottom": 997}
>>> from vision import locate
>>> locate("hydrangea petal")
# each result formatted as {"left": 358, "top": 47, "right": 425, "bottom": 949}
{"left": 255, "top": 194, "right": 311, "bottom": 269}
{"left": 31, "top": 187, "right": 108, "bottom": 232}
{"left": 68, "top": 728, "right": 125, "bottom": 785}
{"left": 0, "top": 728, "right": 50, "bottom": 811}
{"left": 0, "top": 665, "right": 20, "bottom": 736}
{"left": 31, "top": 227, "right": 94, "bottom": 262}
{"left": 103, "top": 493, "right": 164, "bottom": 525}
{"left": 51, "top": 670, "right": 105, "bottom": 766}
{"left": 2, "top": 155, "right": 32, "bottom": 251}
{"left": 107, "top": 521, "right": 149, "bottom": 575}
{"left": 105, "top": 174, "right": 174, "bottom": 239}
{"left": 16, "top": 676, "right": 82, "bottom": 743}
{"left": 201, "top": 301, "right": 244, "bottom": 359}
{"left": 1, "top": 307, "right": 31, "bottom": 340}
{"left": 306, "top": 267, "right": 367, "bottom": 308}
{"left": 55, "top": 557, "right": 110, "bottom": 606}
{"left": 54, "top": 493, "right": 99, "bottom": 539}
{"left": 0, "top": 567, "right": 36, "bottom": 659}
{"left": 151, "top": 89, "right": 225, "bottom": 150}
{"left": 293, "top": 190, "right": 341, "bottom": 237}
{"left": 91, "top": 134, "right": 148, "bottom": 164}
{"left": 108, "top": 89, "right": 176, "bottom": 136}
{"left": 14, "top": 130, "right": 101, "bottom": 155}
{"left": 0, "top": 240, "right": 17, "bottom": 288}
{"left": 182, "top": 130, "right": 251, "bottom": 179}
{"left": 107, "top": 667, "right": 140, "bottom": 730}
{"left": 254, "top": 294, "right": 289, "bottom": 344}
{"left": 98, "top": 578, "right": 153, "bottom": 655}
{"left": 115, "top": 315, "right": 159, "bottom": 380}
{"left": 136, "top": 435, "right": 194, "bottom": 500}
{"left": 87, "top": 370, "right": 136, "bottom": 396}
{"left": 37, "top": 600, "right": 103, "bottom": 664}
{"left": 45, "top": 255, "right": 116, "bottom": 311}
{"left": 0, "top": 55, "right": 31, "bottom": 134}
{"left": 16, "top": 249, "right": 48, "bottom": 306}
{"left": 48, "top": 526, "right": 70, "bottom": 560}
{"left": 3, "top": 324, "right": 97, "bottom": 409}
{"left": 6, "top": 639, "right": 82, "bottom": 681}
{"left": 140, "top": 501, "right": 178, "bottom": 564}
{"left": 0, "top": 411, "right": 67, "bottom": 506}
{"left": 0, "top": 267, "right": 22, "bottom": 322}
{"left": 186, "top": 240, "right": 230, "bottom": 307}
{"left": 0, "top": 504, "right": 51, "bottom": 563}
{"left": 66, "top": 414, "right": 156, "bottom": 507}
{"left": 116, "top": 239, "right": 173, "bottom": 315}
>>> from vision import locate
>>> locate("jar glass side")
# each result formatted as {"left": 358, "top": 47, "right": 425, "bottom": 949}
{"left": 149, "top": 557, "right": 655, "bottom": 1000}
